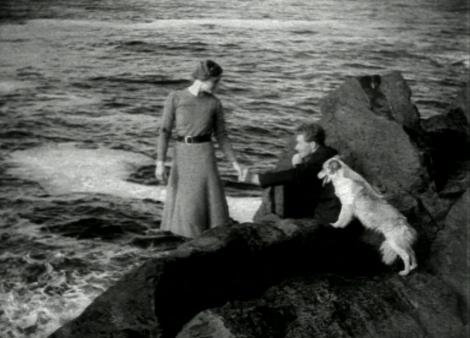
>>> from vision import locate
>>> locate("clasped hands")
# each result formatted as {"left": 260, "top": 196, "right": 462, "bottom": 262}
{"left": 237, "top": 166, "right": 259, "bottom": 185}
{"left": 238, "top": 153, "right": 302, "bottom": 185}
{"left": 155, "top": 160, "right": 258, "bottom": 185}
{"left": 233, "top": 162, "right": 258, "bottom": 185}
{"left": 156, "top": 153, "right": 302, "bottom": 185}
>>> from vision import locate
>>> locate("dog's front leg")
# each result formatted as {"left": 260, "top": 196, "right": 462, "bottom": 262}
{"left": 331, "top": 204, "right": 354, "bottom": 228}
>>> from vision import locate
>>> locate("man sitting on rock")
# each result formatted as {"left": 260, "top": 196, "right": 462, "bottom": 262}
{"left": 242, "top": 122, "right": 341, "bottom": 224}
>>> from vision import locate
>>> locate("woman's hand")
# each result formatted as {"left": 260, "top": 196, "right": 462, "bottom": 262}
{"left": 232, "top": 162, "right": 246, "bottom": 181}
{"left": 155, "top": 161, "right": 168, "bottom": 184}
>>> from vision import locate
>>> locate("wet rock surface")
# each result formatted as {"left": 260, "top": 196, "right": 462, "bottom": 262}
{"left": 319, "top": 72, "right": 430, "bottom": 206}
{"left": 177, "top": 273, "right": 466, "bottom": 338}
{"left": 429, "top": 189, "right": 470, "bottom": 318}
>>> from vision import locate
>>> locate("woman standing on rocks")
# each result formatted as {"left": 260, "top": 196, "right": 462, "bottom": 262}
{"left": 155, "top": 60, "right": 244, "bottom": 238}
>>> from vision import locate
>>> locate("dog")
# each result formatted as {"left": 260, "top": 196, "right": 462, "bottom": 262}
{"left": 318, "top": 156, "right": 418, "bottom": 276}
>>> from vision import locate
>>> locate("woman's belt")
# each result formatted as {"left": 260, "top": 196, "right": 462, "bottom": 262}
{"left": 176, "top": 134, "right": 211, "bottom": 144}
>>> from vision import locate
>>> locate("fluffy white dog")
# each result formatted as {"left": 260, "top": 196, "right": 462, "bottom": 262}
{"left": 318, "top": 156, "right": 418, "bottom": 276}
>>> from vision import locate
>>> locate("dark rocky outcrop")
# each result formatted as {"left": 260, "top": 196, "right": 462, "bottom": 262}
{"left": 177, "top": 273, "right": 466, "bottom": 338}
{"left": 319, "top": 71, "right": 429, "bottom": 196}
{"left": 429, "top": 189, "right": 470, "bottom": 319}
{"left": 49, "top": 220, "right": 383, "bottom": 338}
{"left": 421, "top": 82, "right": 469, "bottom": 194}
{"left": 49, "top": 75, "right": 470, "bottom": 338}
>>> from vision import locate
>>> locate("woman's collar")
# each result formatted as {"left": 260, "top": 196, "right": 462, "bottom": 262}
{"left": 188, "top": 80, "right": 213, "bottom": 96}
{"left": 188, "top": 81, "right": 202, "bottom": 96}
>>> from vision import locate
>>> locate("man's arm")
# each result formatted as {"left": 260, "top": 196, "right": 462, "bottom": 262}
{"left": 256, "top": 146, "right": 338, "bottom": 188}
{"left": 257, "top": 161, "right": 317, "bottom": 188}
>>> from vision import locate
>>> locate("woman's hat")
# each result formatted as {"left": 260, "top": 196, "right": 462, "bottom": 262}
{"left": 192, "top": 60, "right": 223, "bottom": 81}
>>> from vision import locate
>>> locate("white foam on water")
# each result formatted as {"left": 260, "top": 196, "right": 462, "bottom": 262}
{"left": 6, "top": 143, "right": 260, "bottom": 223}
{"left": 35, "top": 93, "right": 102, "bottom": 108}
{"left": 7, "top": 143, "right": 164, "bottom": 200}
{"left": 0, "top": 81, "right": 36, "bottom": 94}
{"left": 226, "top": 196, "right": 261, "bottom": 224}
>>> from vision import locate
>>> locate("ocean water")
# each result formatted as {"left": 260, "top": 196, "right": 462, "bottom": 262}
{"left": 0, "top": 0, "right": 468, "bottom": 336}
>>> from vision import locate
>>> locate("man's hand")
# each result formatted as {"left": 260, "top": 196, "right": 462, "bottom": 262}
{"left": 239, "top": 167, "right": 260, "bottom": 185}
{"left": 155, "top": 161, "right": 167, "bottom": 184}
{"left": 292, "top": 153, "right": 303, "bottom": 166}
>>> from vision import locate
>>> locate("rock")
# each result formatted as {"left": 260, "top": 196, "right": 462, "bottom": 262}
{"left": 126, "top": 232, "right": 187, "bottom": 250}
{"left": 177, "top": 311, "right": 234, "bottom": 338}
{"left": 48, "top": 220, "right": 381, "bottom": 338}
{"left": 429, "top": 189, "right": 470, "bottom": 319}
{"left": 448, "top": 81, "right": 469, "bottom": 125}
{"left": 319, "top": 71, "right": 429, "bottom": 197}
{"left": 370, "top": 72, "right": 422, "bottom": 133}
{"left": 421, "top": 82, "right": 470, "bottom": 193}
{"left": 177, "top": 273, "right": 466, "bottom": 338}
{"left": 417, "top": 83, "right": 470, "bottom": 248}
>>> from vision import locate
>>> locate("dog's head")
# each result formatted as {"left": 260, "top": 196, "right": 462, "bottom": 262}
{"left": 318, "top": 156, "right": 343, "bottom": 185}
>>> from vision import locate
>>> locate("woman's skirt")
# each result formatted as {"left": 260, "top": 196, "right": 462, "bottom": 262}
{"left": 160, "top": 141, "right": 230, "bottom": 238}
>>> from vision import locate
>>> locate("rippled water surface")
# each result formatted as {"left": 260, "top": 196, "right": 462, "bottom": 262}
{"left": 0, "top": 0, "right": 468, "bottom": 336}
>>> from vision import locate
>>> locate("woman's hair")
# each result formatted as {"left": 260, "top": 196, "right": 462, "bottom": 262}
{"left": 296, "top": 122, "right": 326, "bottom": 145}
{"left": 192, "top": 60, "right": 223, "bottom": 81}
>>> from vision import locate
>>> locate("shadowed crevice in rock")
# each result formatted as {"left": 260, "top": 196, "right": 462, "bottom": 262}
{"left": 358, "top": 74, "right": 395, "bottom": 122}
{"left": 429, "top": 189, "right": 470, "bottom": 323}
{"left": 421, "top": 82, "right": 470, "bottom": 193}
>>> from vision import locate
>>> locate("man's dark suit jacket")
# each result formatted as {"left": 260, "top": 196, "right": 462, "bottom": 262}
{"left": 258, "top": 145, "right": 341, "bottom": 224}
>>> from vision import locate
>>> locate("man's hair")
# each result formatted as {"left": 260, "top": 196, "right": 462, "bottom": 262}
{"left": 296, "top": 122, "right": 326, "bottom": 145}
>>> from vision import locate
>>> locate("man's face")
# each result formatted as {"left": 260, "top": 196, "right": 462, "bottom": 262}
{"left": 295, "top": 134, "right": 316, "bottom": 158}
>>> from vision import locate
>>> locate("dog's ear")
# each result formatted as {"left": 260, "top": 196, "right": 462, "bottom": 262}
{"left": 328, "top": 159, "right": 342, "bottom": 173}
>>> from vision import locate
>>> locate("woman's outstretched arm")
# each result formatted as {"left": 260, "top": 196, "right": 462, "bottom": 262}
{"left": 156, "top": 92, "right": 177, "bottom": 182}
{"left": 213, "top": 99, "right": 244, "bottom": 178}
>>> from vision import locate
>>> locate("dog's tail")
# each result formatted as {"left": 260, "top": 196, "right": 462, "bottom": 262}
{"left": 380, "top": 241, "right": 397, "bottom": 265}
{"left": 380, "top": 223, "right": 418, "bottom": 265}
{"left": 395, "top": 221, "right": 418, "bottom": 248}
